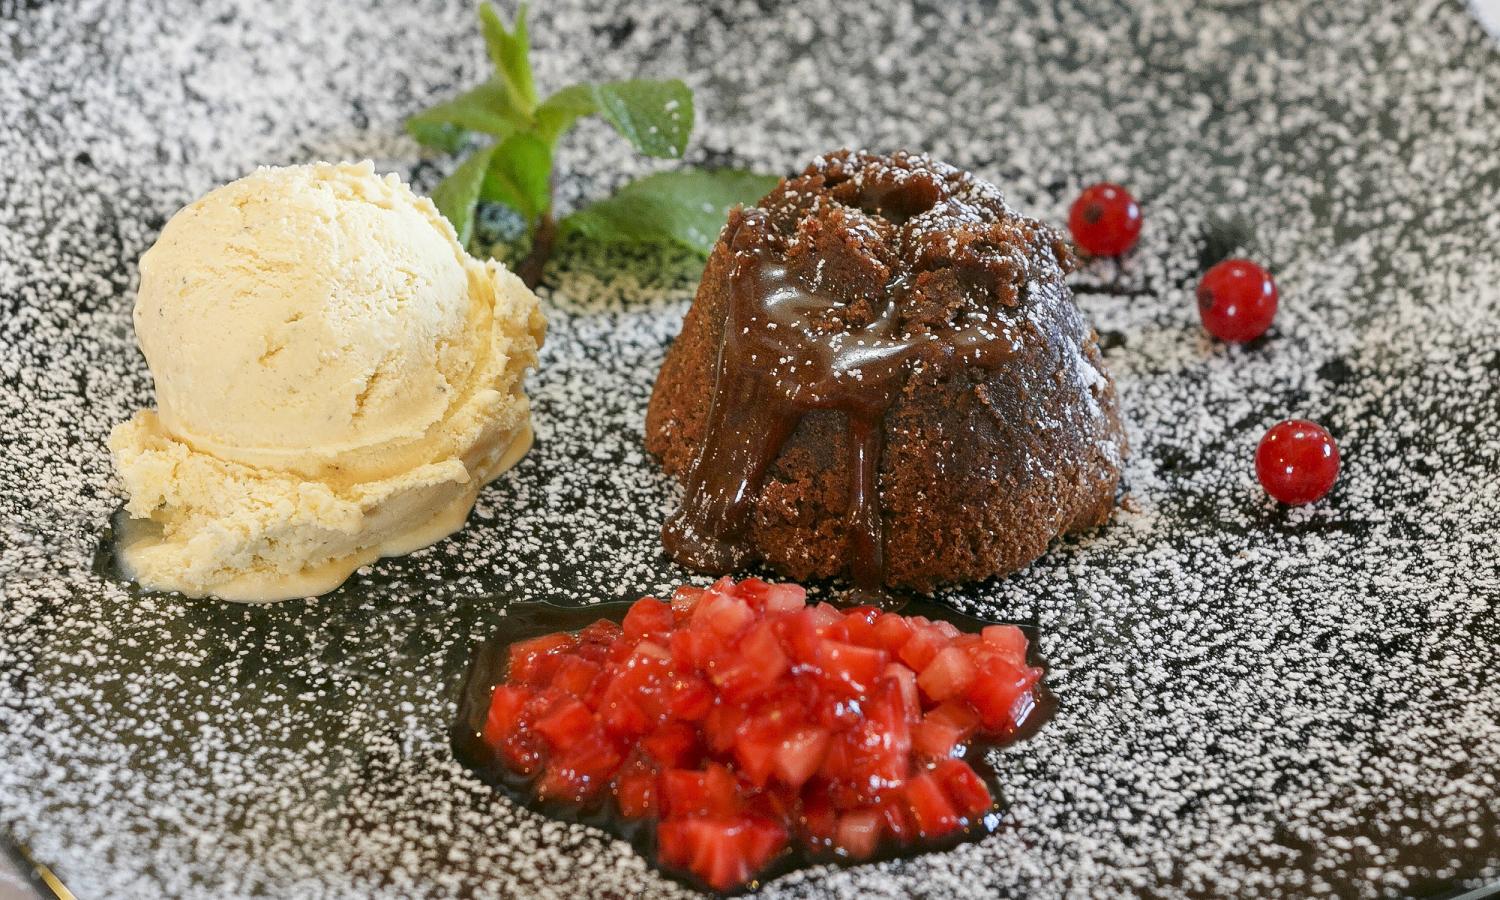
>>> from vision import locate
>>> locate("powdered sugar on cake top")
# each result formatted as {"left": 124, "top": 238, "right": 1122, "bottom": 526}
{"left": 1, "top": 0, "right": 1497, "bottom": 898}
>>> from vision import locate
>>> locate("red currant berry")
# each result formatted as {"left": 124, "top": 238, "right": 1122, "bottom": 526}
{"left": 1255, "top": 419, "right": 1340, "bottom": 506}
{"left": 1198, "top": 258, "right": 1278, "bottom": 343}
{"left": 1068, "top": 182, "right": 1142, "bottom": 257}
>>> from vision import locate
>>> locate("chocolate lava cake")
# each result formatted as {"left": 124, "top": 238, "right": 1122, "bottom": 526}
{"left": 645, "top": 150, "right": 1126, "bottom": 592}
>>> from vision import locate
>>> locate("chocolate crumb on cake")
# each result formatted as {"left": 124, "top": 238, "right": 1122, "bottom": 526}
{"left": 646, "top": 150, "right": 1126, "bottom": 592}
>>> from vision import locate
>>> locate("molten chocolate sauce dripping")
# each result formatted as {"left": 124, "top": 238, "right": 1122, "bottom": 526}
{"left": 662, "top": 208, "right": 1023, "bottom": 590}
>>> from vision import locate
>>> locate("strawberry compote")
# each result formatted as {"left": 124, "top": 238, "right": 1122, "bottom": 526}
{"left": 452, "top": 578, "right": 1049, "bottom": 893}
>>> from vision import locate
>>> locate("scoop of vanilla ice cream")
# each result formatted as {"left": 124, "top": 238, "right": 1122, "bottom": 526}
{"left": 109, "top": 161, "right": 545, "bottom": 602}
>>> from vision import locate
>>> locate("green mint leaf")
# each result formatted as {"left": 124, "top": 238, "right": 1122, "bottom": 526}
{"left": 589, "top": 79, "right": 694, "bottom": 158}
{"left": 405, "top": 79, "right": 525, "bottom": 150}
{"left": 430, "top": 144, "right": 499, "bottom": 247}
{"left": 478, "top": 2, "right": 536, "bottom": 115}
{"left": 480, "top": 131, "right": 552, "bottom": 222}
{"left": 533, "top": 83, "right": 598, "bottom": 144}
{"left": 406, "top": 119, "right": 467, "bottom": 154}
{"left": 563, "top": 169, "right": 780, "bottom": 255}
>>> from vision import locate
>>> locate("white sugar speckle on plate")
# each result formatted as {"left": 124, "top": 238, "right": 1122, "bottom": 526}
{"left": 1, "top": 0, "right": 1497, "bottom": 898}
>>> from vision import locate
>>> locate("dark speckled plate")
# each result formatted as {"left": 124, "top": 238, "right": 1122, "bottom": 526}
{"left": 1, "top": 1, "right": 1498, "bottom": 898}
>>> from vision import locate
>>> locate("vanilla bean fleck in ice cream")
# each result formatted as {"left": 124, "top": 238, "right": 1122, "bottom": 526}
{"left": 108, "top": 161, "right": 545, "bottom": 602}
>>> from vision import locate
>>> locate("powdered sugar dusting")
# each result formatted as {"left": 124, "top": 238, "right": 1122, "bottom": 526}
{"left": 1, "top": 0, "right": 1497, "bottom": 897}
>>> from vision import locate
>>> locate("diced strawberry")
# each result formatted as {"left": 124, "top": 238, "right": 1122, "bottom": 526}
{"left": 495, "top": 690, "right": 560, "bottom": 775}
{"left": 883, "top": 663, "right": 921, "bottom": 721}
{"left": 931, "top": 620, "right": 961, "bottom": 640}
{"left": 657, "top": 816, "right": 788, "bottom": 892}
{"left": 507, "top": 632, "right": 576, "bottom": 685}
{"left": 952, "top": 633, "right": 984, "bottom": 661}
{"left": 835, "top": 808, "right": 883, "bottom": 859}
{"left": 482, "top": 684, "right": 531, "bottom": 749}
{"left": 654, "top": 819, "right": 696, "bottom": 879}
{"left": 809, "top": 603, "right": 844, "bottom": 628}
{"left": 772, "top": 727, "right": 831, "bottom": 789}
{"left": 474, "top": 577, "right": 1048, "bottom": 892}
{"left": 533, "top": 698, "right": 593, "bottom": 748}
{"left": 614, "top": 769, "right": 658, "bottom": 818}
{"left": 598, "top": 689, "right": 650, "bottom": 738}
{"left": 703, "top": 704, "right": 749, "bottom": 754}
{"left": 498, "top": 731, "right": 546, "bottom": 776}
{"left": 707, "top": 622, "right": 787, "bottom": 701}
{"left": 744, "top": 781, "right": 797, "bottom": 826}
{"left": 579, "top": 619, "right": 623, "bottom": 647}
{"left": 762, "top": 582, "right": 808, "bottom": 615}
{"left": 822, "top": 617, "right": 856, "bottom": 645}
{"left": 918, "top": 646, "right": 978, "bottom": 702}
{"left": 815, "top": 640, "right": 888, "bottom": 693}
{"left": 693, "top": 590, "right": 755, "bottom": 638}
{"left": 660, "top": 770, "right": 702, "bottom": 818}
{"left": 623, "top": 597, "right": 675, "bottom": 640}
{"left": 897, "top": 625, "right": 948, "bottom": 672}
{"left": 871, "top": 613, "right": 914, "bottom": 652}
{"left": 838, "top": 679, "right": 911, "bottom": 801}
{"left": 877, "top": 794, "right": 913, "bottom": 841}
{"left": 933, "top": 757, "right": 992, "bottom": 821}
{"left": 903, "top": 772, "right": 960, "bottom": 838}
{"left": 981, "top": 624, "right": 1029, "bottom": 664}
{"left": 583, "top": 673, "right": 611, "bottom": 709}
{"left": 669, "top": 627, "right": 716, "bottom": 670}
{"left": 732, "top": 723, "right": 780, "bottom": 787}
{"left": 809, "top": 689, "right": 863, "bottom": 730}
{"left": 799, "top": 792, "right": 837, "bottom": 852}
{"left": 606, "top": 636, "right": 636, "bottom": 664}
{"left": 661, "top": 764, "right": 740, "bottom": 818}
{"left": 876, "top": 673, "right": 916, "bottom": 731}
{"left": 550, "top": 656, "right": 602, "bottom": 700}
{"left": 953, "top": 631, "right": 982, "bottom": 647}
{"left": 963, "top": 658, "right": 1042, "bottom": 732}
{"left": 827, "top": 606, "right": 880, "bottom": 646}
{"left": 570, "top": 638, "right": 607, "bottom": 665}
{"left": 520, "top": 688, "right": 566, "bottom": 722}
{"left": 670, "top": 585, "right": 705, "bottom": 622}
{"left": 729, "top": 577, "right": 772, "bottom": 610}
{"left": 780, "top": 608, "right": 827, "bottom": 664}
{"left": 661, "top": 672, "right": 714, "bottom": 722}
{"left": 535, "top": 729, "right": 621, "bottom": 803}
{"left": 702, "top": 762, "right": 741, "bottom": 814}
{"left": 643, "top": 722, "right": 699, "bottom": 769}
{"left": 618, "top": 653, "right": 672, "bottom": 722}
{"left": 632, "top": 640, "right": 673, "bottom": 664}
{"left": 739, "top": 816, "right": 789, "bottom": 873}
{"left": 601, "top": 658, "right": 658, "bottom": 714}
{"left": 817, "top": 727, "right": 851, "bottom": 777}
{"left": 912, "top": 701, "right": 980, "bottom": 759}
{"left": 731, "top": 695, "right": 808, "bottom": 786}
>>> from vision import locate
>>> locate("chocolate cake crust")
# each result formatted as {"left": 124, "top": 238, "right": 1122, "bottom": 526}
{"left": 647, "top": 150, "right": 1126, "bottom": 592}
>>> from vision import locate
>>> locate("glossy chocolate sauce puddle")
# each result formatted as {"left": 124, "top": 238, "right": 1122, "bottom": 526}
{"left": 661, "top": 206, "right": 1025, "bottom": 592}
{"left": 452, "top": 597, "right": 1053, "bottom": 895}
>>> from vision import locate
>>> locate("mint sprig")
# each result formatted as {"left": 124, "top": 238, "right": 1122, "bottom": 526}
{"left": 406, "top": 80, "right": 526, "bottom": 153}
{"left": 479, "top": 2, "right": 536, "bottom": 114}
{"left": 565, "top": 170, "right": 781, "bottom": 255}
{"left": 429, "top": 143, "right": 498, "bottom": 246}
{"left": 408, "top": 2, "right": 776, "bottom": 287}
